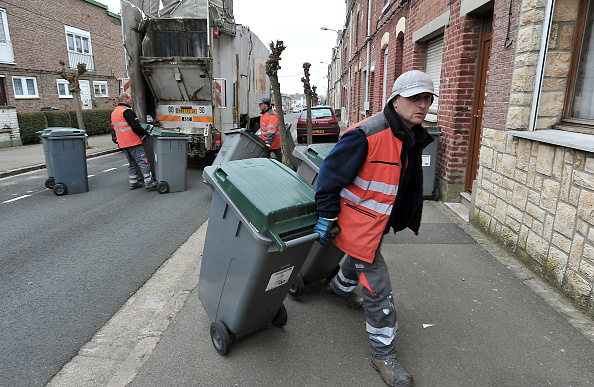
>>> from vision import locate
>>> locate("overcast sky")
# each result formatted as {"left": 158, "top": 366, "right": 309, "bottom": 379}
{"left": 101, "top": 0, "right": 346, "bottom": 95}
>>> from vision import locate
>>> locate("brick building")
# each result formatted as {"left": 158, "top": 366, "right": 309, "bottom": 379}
{"left": 0, "top": 0, "right": 126, "bottom": 113}
{"left": 331, "top": 0, "right": 594, "bottom": 316}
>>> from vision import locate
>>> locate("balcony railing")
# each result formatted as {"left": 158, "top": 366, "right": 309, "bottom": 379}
{"left": 68, "top": 51, "right": 94, "bottom": 71}
{"left": 0, "top": 39, "right": 14, "bottom": 63}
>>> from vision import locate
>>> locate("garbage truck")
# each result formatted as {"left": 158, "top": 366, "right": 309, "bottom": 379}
{"left": 121, "top": 0, "right": 270, "bottom": 159}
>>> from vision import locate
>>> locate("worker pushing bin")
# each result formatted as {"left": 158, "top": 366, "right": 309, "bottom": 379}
{"left": 45, "top": 128, "right": 88, "bottom": 196}
{"left": 199, "top": 158, "right": 319, "bottom": 355}
{"left": 145, "top": 128, "right": 190, "bottom": 194}
{"left": 289, "top": 142, "right": 345, "bottom": 298}
{"left": 211, "top": 128, "right": 267, "bottom": 167}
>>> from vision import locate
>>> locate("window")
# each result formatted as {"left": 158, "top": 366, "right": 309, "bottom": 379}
{"left": 64, "top": 26, "right": 94, "bottom": 71}
{"left": 93, "top": 81, "right": 108, "bottom": 97}
{"left": 57, "top": 79, "right": 72, "bottom": 98}
{"left": 12, "top": 76, "right": 38, "bottom": 98}
{"left": 425, "top": 36, "right": 444, "bottom": 123}
{"left": 0, "top": 8, "right": 14, "bottom": 63}
{"left": 564, "top": 0, "right": 594, "bottom": 126}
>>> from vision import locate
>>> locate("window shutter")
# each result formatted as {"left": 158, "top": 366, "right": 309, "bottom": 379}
{"left": 425, "top": 36, "right": 443, "bottom": 122}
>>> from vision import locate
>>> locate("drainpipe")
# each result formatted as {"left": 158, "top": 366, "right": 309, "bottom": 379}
{"left": 364, "top": 0, "right": 372, "bottom": 117}
{"left": 347, "top": 8, "right": 353, "bottom": 127}
{"left": 529, "top": 0, "right": 555, "bottom": 131}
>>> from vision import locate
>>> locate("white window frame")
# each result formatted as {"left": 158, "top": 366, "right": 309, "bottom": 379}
{"left": 57, "top": 79, "right": 73, "bottom": 98}
{"left": 0, "top": 8, "right": 14, "bottom": 64}
{"left": 93, "top": 81, "right": 108, "bottom": 97}
{"left": 12, "top": 76, "right": 39, "bottom": 98}
{"left": 65, "top": 25, "right": 92, "bottom": 55}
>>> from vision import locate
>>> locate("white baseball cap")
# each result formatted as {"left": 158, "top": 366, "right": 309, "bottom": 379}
{"left": 388, "top": 70, "right": 437, "bottom": 102}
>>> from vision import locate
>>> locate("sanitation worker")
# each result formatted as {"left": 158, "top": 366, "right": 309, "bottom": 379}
{"left": 111, "top": 93, "right": 157, "bottom": 190}
{"left": 257, "top": 97, "right": 281, "bottom": 160}
{"left": 313, "top": 70, "right": 437, "bottom": 387}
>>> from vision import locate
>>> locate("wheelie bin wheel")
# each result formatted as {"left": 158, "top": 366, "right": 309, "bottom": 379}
{"left": 210, "top": 321, "right": 231, "bottom": 355}
{"left": 53, "top": 183, "right": 67, "bottom": 196}
{"left": 288, "top": 274, "right": 305, "bottom": 298}
{"left": 271, "top": 304, "right": 288, "bottom": 328}
{"left": 45, "top": 177, "right": 55, "bottom": 189}
{"left": 157, "top": 181, "right": 169, "bottom": 194}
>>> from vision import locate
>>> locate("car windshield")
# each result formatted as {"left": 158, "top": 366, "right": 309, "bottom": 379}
{"left": 300, "top": 108, "right": 334, "bottom": 119}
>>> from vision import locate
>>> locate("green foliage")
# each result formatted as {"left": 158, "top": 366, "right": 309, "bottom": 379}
{"left": 17, "top": 112, "right": 47, "bottom": 144}
{"left": 18, "top": 109, "right": 113, "bottom": 143}
{"left": 44, "top": 111, "right": 73, "bottom": 128}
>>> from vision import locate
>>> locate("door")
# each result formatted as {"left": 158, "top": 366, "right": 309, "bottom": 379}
{"left": 79, "top": 80, "right": 92, "bottom": 109}
{"left": 0, "top": 77, "right": 7, "bottom": 105}
{"left": 465, "top": 16, "right": 493, "bottom": 193}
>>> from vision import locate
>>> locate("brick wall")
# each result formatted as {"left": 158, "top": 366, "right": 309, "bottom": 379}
{"left": 0, "top": 0, "right": 126, "bottom": 112}
{"left": 0, "top": 106, "right": 21, "bottom": 147}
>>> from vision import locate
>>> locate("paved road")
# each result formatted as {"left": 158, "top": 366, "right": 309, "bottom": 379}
{"left": 0, "top": 152, "right": 212, "bottom": 387}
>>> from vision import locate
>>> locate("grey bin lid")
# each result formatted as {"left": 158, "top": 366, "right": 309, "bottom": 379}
{"left": 47, "top": 128, "right": 86, "bottom": 138}
{"left": 150, "top": 128, "right": 189, "bottom": 138}
{"left": 38, "top": 127, "right": 80, "bottom": 137}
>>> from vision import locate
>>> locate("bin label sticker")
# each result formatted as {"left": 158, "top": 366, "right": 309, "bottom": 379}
{"left": 265, "top": 266, "right": 294, "bottom": 291}
{"left": 422, "top": 155, "right": 431, "bottom": 167}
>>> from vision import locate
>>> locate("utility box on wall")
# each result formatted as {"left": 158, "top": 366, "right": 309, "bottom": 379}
{"left": 0, "top": 106, "right": 22, "bottom": 148}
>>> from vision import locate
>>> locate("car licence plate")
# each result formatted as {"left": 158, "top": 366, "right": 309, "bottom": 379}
{"left": 312, "top": 130, "right": 324, "bottom": 133}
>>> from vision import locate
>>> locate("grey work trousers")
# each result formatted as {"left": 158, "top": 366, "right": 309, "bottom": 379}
{"left": 329, "top": 240, "right": 398, "bottom": 359}
{"left": 123, "top": 144, "right": 153, "bottom": 187}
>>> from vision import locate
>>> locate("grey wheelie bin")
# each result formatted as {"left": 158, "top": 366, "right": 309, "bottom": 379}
{"left": 199, "top": 158, "right": 319, "bottom": 355}
{"left": 422, "top": 127, "right": 441, "bottom": 200}
{"left": 38, "top": 127, "right": 78, "bottom": 189}
{"left": 289, "top": 142, "right": 345, "bottom": 298}
{"left": 146, "top": 128, "right": 190, "bottom": 194}
{"left": 211, "top": 128, "right": 267, "bottom": 167}
{"left": 45, "top": 128, "right": 88, "bottom": 196}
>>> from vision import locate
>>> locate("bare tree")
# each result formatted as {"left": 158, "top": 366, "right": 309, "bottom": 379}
{"left": 265, "top": 40, "right": 289, "bottom": 166}
{"left": 57, "top": 61, "right": 88, "bottom": 147}
{"left": 301, "top": 62, "right": 315, "bottom": 145}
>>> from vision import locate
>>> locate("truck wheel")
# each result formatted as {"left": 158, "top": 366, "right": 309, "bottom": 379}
{"left": 272, "top": 304, "right": 288, "bottom": 328}
{"left": 288, "top": 274, "right": 305, "bottom": 298}
{"left": 53, "top": 183, "right": 67, "bottom": 196}
{"left": 45, "top": 177, "right": 55, "bottom": 189}
{"left": 210, "top": 321, "right": 230, "bottom": 355}
{"left": 157, "top": 182, "right": 169, "bottom": 194}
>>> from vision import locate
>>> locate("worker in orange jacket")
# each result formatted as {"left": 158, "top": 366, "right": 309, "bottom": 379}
{"left": 111, "top": 93, "right": 157, "bottom": 190}
{"left": 257, "top": 97, "right": 281, "bottom": 160}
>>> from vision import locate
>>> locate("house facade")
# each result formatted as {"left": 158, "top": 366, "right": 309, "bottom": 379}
{"left": 331, "top": 0, "right": 594, "bottom": 317}
{"left": 0, "top": 0, "right": 126, "bottom": 118}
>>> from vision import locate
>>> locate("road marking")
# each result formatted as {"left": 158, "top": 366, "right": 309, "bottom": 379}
{"left": 88, "top": 174, "right": 95, "bottom": 178}
{"left": 3, "top": 194, "right": 31, "bottom": 204}
{"left": 102, "top": 168, "right": 117, "bottom": 172}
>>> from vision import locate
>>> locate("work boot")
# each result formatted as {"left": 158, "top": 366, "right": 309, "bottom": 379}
{"left": 145, "top": 180, "right": 158, "bottom": 190}
{"left": 129, "top": 183, "right": 143, "bottom": 190}
{"left": 370, "top": 356, "right": 413, "bottom": 387}
{"left": 326, "top": 282, "right": 364, "bottom": 310}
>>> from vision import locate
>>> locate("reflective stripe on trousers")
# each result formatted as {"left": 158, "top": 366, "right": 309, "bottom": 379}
{"left": 123, "top": 145, "right": 152, "bottom": 186}
{"left": 329, "top": 239, "right": 398, "bottom": 359}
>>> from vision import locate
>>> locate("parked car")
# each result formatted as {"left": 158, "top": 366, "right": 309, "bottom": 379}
{"left": 296, "top": 106, "right": 340, "bottom": 143}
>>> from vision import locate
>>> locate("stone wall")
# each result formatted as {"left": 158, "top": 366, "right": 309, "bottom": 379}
{"left": 472, "top": 0, "right": 594, "bottom": 316}
{"left": 0, "top": 106, "right": 21, "bottom": 148}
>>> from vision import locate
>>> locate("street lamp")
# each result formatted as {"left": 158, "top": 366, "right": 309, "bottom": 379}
{"left": 320, "top": 27, "right": 339, "bottom": 32}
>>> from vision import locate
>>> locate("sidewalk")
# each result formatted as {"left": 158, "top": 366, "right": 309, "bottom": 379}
{"left": 3, "top": 137, "right": 593, "bottom": 386}
{"left": 0, "top": 133, "right": 119, "bottom": 178}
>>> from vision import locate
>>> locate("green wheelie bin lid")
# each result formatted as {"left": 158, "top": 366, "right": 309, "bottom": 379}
{"left": 303, "top": 143, "right": 336, "bottom": 168}
{"left": 210, "top": 158, "right": 318, "bottom": 251}
{"left": 150, "top": 128, "right": 188, "bottom": 137}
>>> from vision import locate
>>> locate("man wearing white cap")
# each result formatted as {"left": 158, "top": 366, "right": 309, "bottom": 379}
{"left": 313, "top": 70, "right": 437, "bottom": 387}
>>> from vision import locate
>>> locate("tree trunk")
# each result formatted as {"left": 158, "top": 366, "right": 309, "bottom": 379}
{"left": 306, "top": 93, "right": 312, "bottom": 145}
{"left": 71, "top": 90, "right": 88, "bottom": 148}
{"left": 270, "top": 75, "right": 289, "bottom": 166}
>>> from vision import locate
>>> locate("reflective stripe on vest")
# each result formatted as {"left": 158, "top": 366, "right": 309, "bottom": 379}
{"left": 111, "top": 105, "right": 142, "bottom": 148}
{"left": 332, "top": 117, "right": 404, "bottom": 263}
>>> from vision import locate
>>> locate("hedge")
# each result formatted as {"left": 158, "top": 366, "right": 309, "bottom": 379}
{"left": 18, "top": 108, "right": 113, "bottom": 144}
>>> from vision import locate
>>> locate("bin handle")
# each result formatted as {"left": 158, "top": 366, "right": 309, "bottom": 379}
{"left": 214, "top": 168, "right": 228, "bottom": 182}
{"left": 282, "top": 227, "right": 340, "bottom": 250}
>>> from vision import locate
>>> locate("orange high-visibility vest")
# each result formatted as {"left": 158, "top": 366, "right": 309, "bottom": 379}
{"left": 259, "top": 108, "right": 280, "bottom": 149}
{"left": 333, "top": 118, "right": 405, "bottom": 263}
{"left": 111, "top": 105, "right": 142, "bottom": 148}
